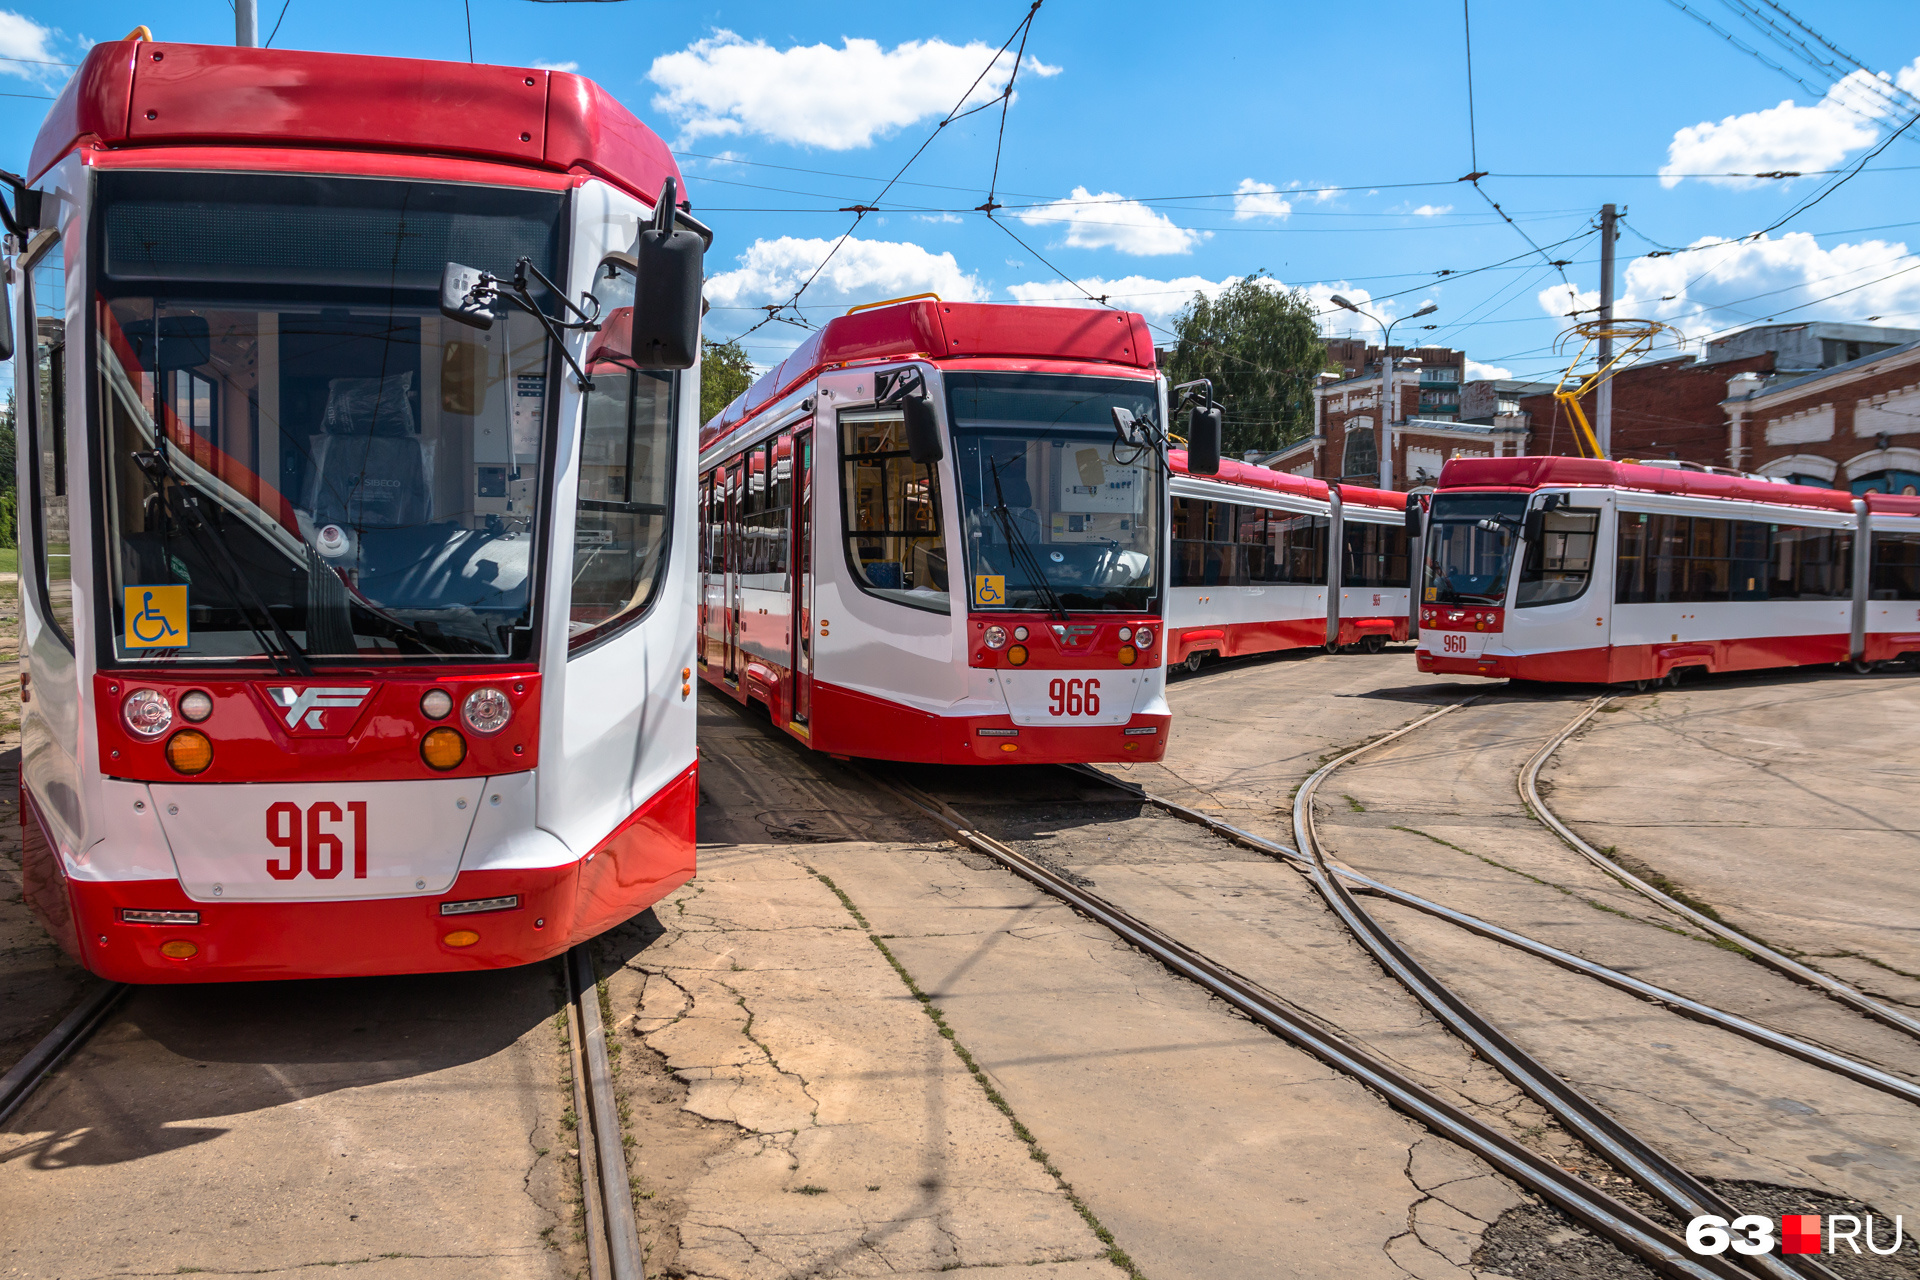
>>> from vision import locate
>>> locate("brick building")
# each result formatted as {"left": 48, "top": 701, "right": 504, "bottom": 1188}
{"left": 1727, "top": 338, "right": 1920, "bottom": 493}
{"left": 1268, "top": 365, "right": 1525, "bottom": 485}
{"left": 1322, "top": 340, "right": 1466, "bottom": 419}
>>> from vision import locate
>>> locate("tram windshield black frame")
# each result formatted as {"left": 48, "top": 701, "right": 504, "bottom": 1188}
{"left": 1423, "top": 492, "right": 1527, "bottom": 606}
{"left": 87, "top": 170, "right": 569, "bottom": 666}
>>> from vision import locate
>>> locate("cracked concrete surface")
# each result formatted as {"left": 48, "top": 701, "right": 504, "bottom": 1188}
{"left": 0, "top": 967, "right": 573, "bottom": 1278}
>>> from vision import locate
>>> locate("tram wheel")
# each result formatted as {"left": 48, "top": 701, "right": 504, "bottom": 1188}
{"left": 1181, "top": 651, "right": 1205, "bottom": 674}
{"left": 1661, "top": 668, "right": 1682, "bottom": 688}
{"left": 1850, "top": 659, "right": 1878, "bottom": 675}
{"left": 1630, "top": 678, "right": 1651, "bottom": 692}
{"left": 1363, "top": 633, "right": 1387, "bottom": 654}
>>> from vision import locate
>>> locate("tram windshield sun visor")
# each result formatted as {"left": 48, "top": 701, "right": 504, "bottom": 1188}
{"left": 948, "top": 373, "right": 1163, "bottom": 614}
{"left": 1422, "top": 493, "right": 1528, "bottom": 606}
{"left": 93, "top": 172, "right": 566, "bottom": 663}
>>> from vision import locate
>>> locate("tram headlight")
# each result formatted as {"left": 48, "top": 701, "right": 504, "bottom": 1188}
{"left": 1118, "top": 627, "right": 1133, "bottom": 641}
{"left": 1134, "top": 627, "right": 1154, "bottom": 649}
{"left": 983, "top": 626, "right": 1008, "bottom": 650}
{"left": 165, "top": 730, "right": 214, "bottom": 776}
{"left": 1013, "top": 626, "right": 1028, "bottom": 641}
{"left": 420, "top": 688, "right": 454, "bottom": 720}
{"left": 178, "top": 690, "right": 214, "bottom": 723}
{"left": 422, "top": 727, "right": 468, "bottom": 770}
{"left": 462, "top": 688, "right": 512, "bottom": 735}
{"left": 123, "top": 689, "right": 173, "bottom": 739}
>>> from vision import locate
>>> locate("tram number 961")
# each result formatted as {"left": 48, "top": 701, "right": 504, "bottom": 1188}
{"left": 1047, "top": 677, "right": 1101, "bottom": 717}
{"left": 266, "top": 801, "right": 369, "bottom": 880}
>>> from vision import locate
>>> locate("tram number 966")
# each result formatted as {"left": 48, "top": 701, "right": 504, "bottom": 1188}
{"left": 1440, "top": 634, "right": 1469, "bottom": 653}
{"left": 1048, "top": 677, "right": 1101, "bottom": 717}
{"left": 266, "top": 801, "right": 370, "bottom": 881}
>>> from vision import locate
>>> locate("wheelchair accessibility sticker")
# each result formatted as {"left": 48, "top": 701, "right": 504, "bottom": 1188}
{"left": 124, "top": 585, "right": 190, "bottom": 649}
{"left": 973, "top": 575, "right": 1006, "bottom": 607}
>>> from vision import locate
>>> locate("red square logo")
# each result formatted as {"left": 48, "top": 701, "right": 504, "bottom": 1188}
{"left": 1782, "top": 1215, "right": 1822, "bottom": 1255}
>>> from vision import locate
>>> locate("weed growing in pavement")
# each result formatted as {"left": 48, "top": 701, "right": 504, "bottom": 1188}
{"left": 791, "top": 1185, "right": 829, "bottom": 1195}
{"left": 805, "top": 865, "right": 1148, "bottom": 1280}
{"left": 1344, "top": 794, "right": 1366, "bottom": 813}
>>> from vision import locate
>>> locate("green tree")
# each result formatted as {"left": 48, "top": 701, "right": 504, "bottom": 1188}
{"left": 1162, "top": 272, "right": 1326, "bottom": 456}
{"left": 699, "top": 337, "right": 755, "bottom": 425}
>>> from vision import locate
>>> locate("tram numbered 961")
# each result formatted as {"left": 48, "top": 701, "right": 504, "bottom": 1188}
{"left": 697, "top": 298, "right": 1179, "bottom": 764}
{"left": 14, "top": 37, "right": 710, "bottom": 982}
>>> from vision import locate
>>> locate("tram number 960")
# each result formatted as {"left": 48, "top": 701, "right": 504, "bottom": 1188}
{"left": 1047, "top": 677, "right": 1101, "bottom": 717}
{"left": 1440, "top": 634, "right": 1469, "bottom": 653}
{"left": 266, "top": 801, "right": 369, "bottom": 880}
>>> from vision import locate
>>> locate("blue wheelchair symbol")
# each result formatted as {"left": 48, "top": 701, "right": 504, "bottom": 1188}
{"left": 131, "top": 591, "right": 181, "bottom": 644}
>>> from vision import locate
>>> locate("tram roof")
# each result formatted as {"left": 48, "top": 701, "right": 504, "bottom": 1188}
{"left": 1168, "top": 451, "right": 1409, "bottom": 513}
{"left": 701, "top": 300, "right": 1156, "bottom": 453}
{"left": 29, "top": 38, "right": 679, "bottom": 205}
{"left": 1435, "top": 455, "right": 1920, "bottom": 516}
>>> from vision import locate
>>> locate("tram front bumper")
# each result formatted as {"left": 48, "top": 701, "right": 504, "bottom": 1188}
{"left": 961, "top": 713, "right": 1172, "bottom": 764}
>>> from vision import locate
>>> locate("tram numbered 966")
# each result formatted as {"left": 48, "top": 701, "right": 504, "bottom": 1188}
{"left": 1414, "top": 455, "right": 1920, "bottom": 683}
{"left": 697, "top": 298, "right": 1183, "bottom": 764}
{"left": 14, "top": 37, "right": 710, "bottom": 981}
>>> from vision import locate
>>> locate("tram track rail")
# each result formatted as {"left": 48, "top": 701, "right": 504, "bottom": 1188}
{"left": 1290, "top": 700, "right": 1840, "bottom": 1280}
{"left": 853, "top": 762, "right": 1753, "bottom": 1280}
{"left": 567, "top": 944, "right": 646, "bottom": 1280}
{"left": 0, "top": 980, "right": 128, "bottom": 1127}
{"left": 1522, "top": 698, "right": 1920, "bottom": 1043}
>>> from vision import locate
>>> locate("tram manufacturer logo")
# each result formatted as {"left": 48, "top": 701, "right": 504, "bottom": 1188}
{"left": 1687, "top": 1214, "right": 1907, "bottom": 1257}
{"left": 267, "top": 686, "right": 373, "bottom": 732}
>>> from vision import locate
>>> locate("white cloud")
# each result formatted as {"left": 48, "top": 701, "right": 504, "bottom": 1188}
{"left": 1466, "top": 359, "right": 1515, "bottom": 381}
{"left": 0, "top": 11, "right": 63, "bottom": 84}
{"left": 1659, "top": 62, "right": 1920, "bottom": 188}
{"left": 706, "top": 234, "right": 987, "bottom": 318}
{"left": 1535, "top": 231, "right": 1920, "bottom": 344}
{"left": 532, "top": 60, "right": 579, "bottom": 73}
{"left": 1305, "top": 284, "right": 1429, "bottom": 340}
{"left": 1410, "top": 204, "right": 1453, "bottom": 217}
{"left": 915, "top": 212, "right": 964, "bottom": 224}
{"left": 648, "top": 30, "right": 1059, "bottom": 150}
{"left": 1014, "top": 187, "right": 1208, "bottom": 256}
{"left": 1232, "top": 179, "right": 1292, "bottom": 222}
{"left": 1004, "top": 275, "right": 1241, "bottom": 326}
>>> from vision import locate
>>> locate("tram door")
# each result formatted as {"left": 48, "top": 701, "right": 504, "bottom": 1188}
{"left": 790, "top": 427, "right": 814, "bottom": 723}
{"left": 724, "top": 460, "right": 743, "bottom": 682}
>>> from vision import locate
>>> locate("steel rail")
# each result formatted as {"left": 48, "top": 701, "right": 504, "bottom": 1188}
{"left": 568, "top": 945, "right": 646, "bottom": 1280}
{"left": 1069, "top": 764, "right": 1920, "bottom": 1107}
{"left": 1294, "top": 701, "right": 1837, "bottom": 1280}
{"left": 855, "top": 765, "right": 1747, "bottom": 1280}
{"left": 1522, "top": 696, "right": 1920, "bottom": 1042}
{"left": 0, "top": 980, "right": 129, "bottom": 1127}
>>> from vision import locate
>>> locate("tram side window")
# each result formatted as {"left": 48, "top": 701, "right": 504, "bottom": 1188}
{"left": 1343, "top": 521, "right": 1410, "bottom": 589}
{"left": 1516, "top": 508, "right": 1599, "bottom": 607}
{"left": 740, "top": 438, "right": 792, "bottom": 586}
{"left": 27, "top": 239, "right": 72, "bottom": 645}
{"left": 1616, "top": 513, "right": 1850, "bottom": 604}
{"left": 1872, "top": 531, "right": 1920, "bottom": 599}
{"left": 841, "top": 414, "right": 948, "bottom": 611}
{"left": 1172, "top": 497, "right": 1329, "bottom": 587}
{"left": 569, "top": 366, "right": 676, "bottom": 650}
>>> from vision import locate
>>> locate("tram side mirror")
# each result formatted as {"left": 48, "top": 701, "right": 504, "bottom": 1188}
{"left": 1405, "top": 498, "right": 1424, "bottom": 538}
{"left": 1523, "top": 509, "right": 1546, "bottom": 545}
{"left": 440, "top": 262, "right": 495, "bottom": 330}
{"left": 902, "top": 396, "right": 943, "bottom": 465}
{"left": 1187, "top": 404, "right": 1223, "bottom": 475}
{"left": 0, "top": 274, "right": 12, "bottom": 362}
{"left": 627, "top": 179, "right": 704, "bottom": 370}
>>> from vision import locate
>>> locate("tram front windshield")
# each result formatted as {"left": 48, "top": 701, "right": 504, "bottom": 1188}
{"left": 93, "top": 171, "right": 563, "bottom": 663}
{"left": 948, "top": 372, "right": 1162, "bottom": 613}
{"left": 1423, "top": 493, "right": 1527, "bottom": 606}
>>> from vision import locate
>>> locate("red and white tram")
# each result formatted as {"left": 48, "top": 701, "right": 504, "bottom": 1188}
{"left": 1414, "top": 456, "right": 1920, "bottom": 684}
{"left": 1167, "top": 456, "right": 1413, "bottom": 671}
{"left": 698, "top": 299, "right": 1178, "bottom": 764}
{"left": 14, "top": 38, "right": 707, "bottom": 981}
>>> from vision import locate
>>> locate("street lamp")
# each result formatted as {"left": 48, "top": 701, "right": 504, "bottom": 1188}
{"left": 1330, "top": 296, "right": 1438, "bottom": 490}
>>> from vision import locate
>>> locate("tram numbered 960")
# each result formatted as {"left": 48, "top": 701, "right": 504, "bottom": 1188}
{"left": 14, "top": 37, "right": 711, "bottom": 981}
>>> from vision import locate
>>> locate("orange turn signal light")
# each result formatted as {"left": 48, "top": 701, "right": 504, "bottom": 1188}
{"left": 1007, "top": 644, "right": 1029, "bottom": 666}
{"left": 422, "top": 726, "right": 467, "bottom": 770}
{"left": 1118, "top": 645, "right": 1137, "bottom": 666}
{"left": 443, "top": 930, "right": 480, "bottom": 948}
{"left": 159, "top": 939, "right": 199, "bottom": 960}
{"left": 165, "top": 730, "right": 213, "bottom": 775}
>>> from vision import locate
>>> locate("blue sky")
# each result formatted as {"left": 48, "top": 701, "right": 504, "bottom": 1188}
{"left": 13, "top": 0, "right": 1920, "bottom": 389}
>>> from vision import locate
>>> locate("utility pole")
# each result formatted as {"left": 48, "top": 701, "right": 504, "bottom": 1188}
{"left": 1379, "top": 346, "right": 1395, "bottom": 491}
{"left": 236, "top": 0, "right": 259, "bottom": 47}
{"left": 1596, "top": 203, "right": 1617, "bottom": 459}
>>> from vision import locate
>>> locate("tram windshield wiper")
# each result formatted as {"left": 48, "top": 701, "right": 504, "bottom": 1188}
{"left": 131, "top": 445, "right": 316, "bottom": 679}
{"left": 988, "top": 459, "right": 1071, "bottom": 623}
